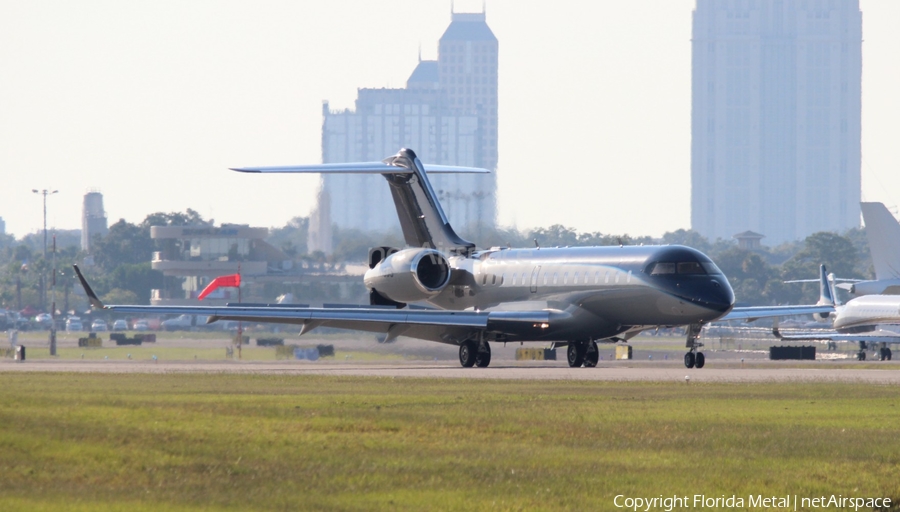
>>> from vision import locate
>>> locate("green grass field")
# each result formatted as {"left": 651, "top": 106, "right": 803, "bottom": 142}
{"left": 1, "top": 374, "right": 898, "bottom": 511}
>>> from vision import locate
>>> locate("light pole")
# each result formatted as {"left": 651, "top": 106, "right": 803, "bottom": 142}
{"left": 32, "top": 188, "right": 58, "bottom": 322}
{"left": 32, "top": 188, "right": 58, "bottom": 257}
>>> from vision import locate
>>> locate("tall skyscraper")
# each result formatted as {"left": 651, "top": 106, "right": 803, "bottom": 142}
{"left": 691, "top": 0, "right": 862, "bottom": 244}
{"left": 312, "top": 10, "right": 498, "bottom": 253}
{"left": 81, "top": 190, "right": 108, "bottom": 251}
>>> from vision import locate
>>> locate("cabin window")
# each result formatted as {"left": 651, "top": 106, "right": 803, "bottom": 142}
{"left": 543, "top": 273, "right": 548, "bottom": 285}
{"left": 491, "top": 275, "right": 496, "bottom": 285}
{"left": 482, "top": 274, "right": 488, "bottom": 285}
{"left": 511, "top": 273, "right": 517, "bottom": 285}
{"left": 500, "top": 274, "right": 505, "bottom": 285}
{"left": 605, "top": 271, "right": 610, "bottom": 283}
{"left": 563, "top": 272, "right": 569, "bottom": 284}
{"left": 573, "top": 272, "right": 579, "bottom": 284}
{"left": 595, "top": 271, "right": 600, "bottom": 284}
{"left": 553, "top": 273, "right": 558, "bottom": 285}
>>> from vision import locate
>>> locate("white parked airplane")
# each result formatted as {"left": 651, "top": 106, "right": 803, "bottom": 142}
{"left": 774, "top": 264, "right": 900, "bottom": 360}
{"left": 838, "top": 202, "right": 900, "bottom": 296}
{"left": 74, "top": 148, "right": 831, "bottom": 369}
{"left": 784, "top": 202, "right": 900, "bottom": 298}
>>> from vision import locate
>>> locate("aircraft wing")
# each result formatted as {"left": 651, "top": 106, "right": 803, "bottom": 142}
{"left": 772, "top": 327, "right": 900, "bottom": 344}
{"left": 73, "top": 265, "right": 548, "bottom": 343}
{"left": 718, "top": 305, "right": 835, "bottom": 322}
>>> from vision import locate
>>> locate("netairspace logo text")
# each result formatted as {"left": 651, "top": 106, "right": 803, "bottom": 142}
{"left": 613, "top": 494, "right": 892, "bottom": 511}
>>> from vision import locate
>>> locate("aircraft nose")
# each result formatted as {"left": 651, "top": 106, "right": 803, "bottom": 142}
{"left": 700, "top": 277, "right": 735, "bottom": 312}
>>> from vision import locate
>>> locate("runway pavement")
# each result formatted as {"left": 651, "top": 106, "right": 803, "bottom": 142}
{"left": 3, "top": 359, "right": 900, "bottom": 383}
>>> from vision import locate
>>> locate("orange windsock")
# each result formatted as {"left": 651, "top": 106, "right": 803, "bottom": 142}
{"left": 198, "top": 274, "right": 241, "bottom": 301}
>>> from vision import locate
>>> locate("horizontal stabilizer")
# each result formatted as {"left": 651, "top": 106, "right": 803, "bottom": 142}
{"left": 231, "top": 148, "right": 481, "bottom": 253}
{"left": 230, "top": 162, "right": 490, "bottom": 174}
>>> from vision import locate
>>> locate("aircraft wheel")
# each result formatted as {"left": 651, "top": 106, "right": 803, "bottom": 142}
{"left": 684, "top": 352, "right": 695, "bottom": 369}
{"left": 857, "top": 350, "right": 866, "bottom": 361}
{"left": 880, "top": 348, "right": 887, "bottom": 361}
{"left": 695, "top": 352, "right": 706, "bottom": 369}
{"left": 567, "top": 343, "right": 586, "bottom": 368}
{"left": 583, "top": 341, "right": 599, "bottom": 368}
{"left": 459, "top": 340, "right": 477, "bottom": 367}
{"left": 475, "top": 342, "right": 492, "bottom": 368}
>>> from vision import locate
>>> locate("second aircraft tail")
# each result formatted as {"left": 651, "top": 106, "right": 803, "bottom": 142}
{"left": 861, "top": 202, "right": 900, "bottom": 280}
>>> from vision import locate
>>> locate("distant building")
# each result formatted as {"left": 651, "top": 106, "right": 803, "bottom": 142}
{"left": 691, "top": 1, "right": 862, "bottom": 244}
{"left": 149, "top": 224, "right": 363, "bottom": 306}
{"left": 733, "top": 230, "right": 765, "bottom": 251}
{"left": 0, "top": 216, "right": 5, "bottom": 236}
{"left": 150, "top": 225, "right": 288, "bottom": 306}
{"left": 307, "top": 186, "right": 333, "bottom": 255}
{"left": 311, "top": 10, "right": 498, "bottom": 253}
{"left": 81, "top": 191, "right": 108, "bottom": 251}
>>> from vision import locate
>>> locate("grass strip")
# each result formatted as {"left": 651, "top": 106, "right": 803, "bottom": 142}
{"left": 0, "top": 374, "right": 898, "bottom": 511}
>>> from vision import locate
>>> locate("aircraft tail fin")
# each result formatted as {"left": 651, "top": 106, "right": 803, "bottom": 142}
{"left": 232, "top": 148, "right": 488, "bottom": 255}
{"left": 817, "top": 264, "right": 836, "bottom": 307}
{"left": 861, "top": 202, "right": 900, "bottom": 279}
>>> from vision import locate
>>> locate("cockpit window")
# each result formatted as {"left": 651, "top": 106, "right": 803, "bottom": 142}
{"left": 649, "top": 262, "right": 676, "bottom": 275}
{"left": 677, "top": 262, "right": 705, "bottom": 274}
{"left": 649, "top": 260, "right": 720, "bottom": 275}
{"left": 702, "top": 262, "right": 723, "bottom": 275}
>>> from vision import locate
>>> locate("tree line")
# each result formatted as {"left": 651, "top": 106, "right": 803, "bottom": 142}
{"left": 0, "top": 213, "right": 872, "bottom": 314}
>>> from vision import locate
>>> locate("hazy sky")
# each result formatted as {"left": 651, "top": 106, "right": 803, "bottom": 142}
{"left": 1, "top": 0, "right": 898, "bottom": 240}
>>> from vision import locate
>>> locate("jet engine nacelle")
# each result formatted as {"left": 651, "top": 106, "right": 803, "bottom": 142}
{"left": 364, "top": 248, "right": 451, "bottom": 303}
{"left": 813, "top": 311, "right": 833, "bottom": 321}
{"left": 849, "top": 280, "right": 900, "bottom": 297}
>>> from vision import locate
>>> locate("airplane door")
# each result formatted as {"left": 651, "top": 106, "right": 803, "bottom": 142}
{"left": 530, "top": 266, "right": 541, "bottom": 293}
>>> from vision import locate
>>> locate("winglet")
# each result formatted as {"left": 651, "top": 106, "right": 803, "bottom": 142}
{"left": 72, "top": 264, "right": 106, "bottom": 309}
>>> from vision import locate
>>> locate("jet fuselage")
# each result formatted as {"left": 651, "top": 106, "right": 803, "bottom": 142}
{"left": 423, "top": 244, "right": 735, "bottom": 342}
{"left": 833, "top": 295, "right": 900, "bottom": 332}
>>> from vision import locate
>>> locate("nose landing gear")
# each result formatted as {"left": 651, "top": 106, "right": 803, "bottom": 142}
{"left": 684, "top": 323, "right": 706, "bottom": 369}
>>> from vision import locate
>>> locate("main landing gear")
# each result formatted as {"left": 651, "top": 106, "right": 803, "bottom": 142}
{"left": 566, "top": 341, "right": 599, "bottom": 368}
{"left": 459, "top": 339, "right": 492, "bottom": 368}
{"left": 684, "top": 323, "right": 706, "bottom": 369}
{"left": 879, "top": 344, "right": 893, "bottom": 361}
{"left": 856, "top": 341, "right": 867, "bottom": 361}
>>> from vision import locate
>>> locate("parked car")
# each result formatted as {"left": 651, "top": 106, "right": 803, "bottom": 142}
{"left": 162, "top": 314, "right": 194, "bottom": 331}
{"left": 35, "top": 313, "right": 53, "bottom": 329}
{"left": 66, "top": 317, "right": 84, "bottom": 332}
{"left": 133, "top": 320, "right": 150, "bottom": 331}
{"left": 91, "top": 319, "right": 108, "bottom": 332}
{"left": 112, "top": 319, "right": 128, "bottom": 331}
